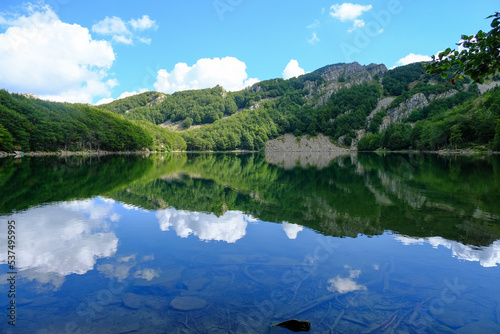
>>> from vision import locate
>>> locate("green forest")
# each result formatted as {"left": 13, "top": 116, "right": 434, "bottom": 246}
{"left": 0, "top": 90, "right": 185, "bottom": 152}
{"left": 2, "top": 153, "right": 499, "bottom": 246}
{"left": 1, "top": 61, "right": 500, "bottom": 153}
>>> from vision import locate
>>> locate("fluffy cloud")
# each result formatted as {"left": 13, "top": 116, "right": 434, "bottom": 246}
{"left": 396, "top": 235, "right": 500, "bottom": 268}
{"left": 92, "top": 15, "right": 157, "bottom": 45}
{"left": 330, "top": 3, "right": 372, "bottom": 31}
{"left": 328, "top": 275, "right": 367, "bottom": 294}
{"left": 92, "top": 16, "right": 128, "bottom": 35}
{"left": 0, "top": 199, "right": 119, "bottom": 288}
{"left": 282, "top": 221, "right": 304, "bottom": 239}
{"left": 129, "top": 15, "right": 157, "bottom": 30}
{"left": 330, "top": 3, "right": 373, "bottom": 21}
{"left": 156, "top": 209, "right": 250, "bottom": 243}
{"left": 95, "top": 88, "right": 149, "bottom": 105}
{"left": 154, "top": 57, "right": 259, "bottom": 94}
{"left": 0, "top": 5, "right": 116, "bottom": 103}
{"left": 282, "top": 59, "right": 306, "bottom": 80}
{"left": 394, "top": 53, "right": 432, "bottom": 67}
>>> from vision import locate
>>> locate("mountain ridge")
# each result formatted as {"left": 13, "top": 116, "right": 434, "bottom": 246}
{"left": 1, "top": 61, "right": 500, "bottom": 153}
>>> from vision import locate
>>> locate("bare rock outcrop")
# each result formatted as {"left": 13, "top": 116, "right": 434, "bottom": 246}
{"left": 266, "top": 134, "right": 349, "bottom": 153}
{"left": 385, "top": 90, "right": 458, "bottom": 124}
{"left": 305, "top": 62, "right": 388, "bottom": 107}
{"left": 265, "top": 134, "right": 351, "bottom": 169}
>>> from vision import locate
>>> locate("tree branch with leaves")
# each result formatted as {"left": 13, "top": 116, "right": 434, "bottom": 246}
{"left": 426, "top": 12, "right": 500, "bottom": 84}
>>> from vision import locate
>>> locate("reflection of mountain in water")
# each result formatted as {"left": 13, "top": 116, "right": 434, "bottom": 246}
{"left": 1, "top": 152, "right": 500, "bottom": 248}
{"left": 265, "top": 151, "right": 352, "bottom": 170}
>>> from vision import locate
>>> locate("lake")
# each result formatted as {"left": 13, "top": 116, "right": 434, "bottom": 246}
{"left": 1, "top": 152, "right": 500, "bottom": 333}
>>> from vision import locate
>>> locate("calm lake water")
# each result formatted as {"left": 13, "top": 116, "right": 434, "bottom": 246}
{"left": 1, "top": 152, "right": 500, "bottom": 333}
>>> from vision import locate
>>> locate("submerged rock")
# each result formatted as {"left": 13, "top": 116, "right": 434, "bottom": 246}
{"left": 271, "top": 319, "right": 311, "bottom": 332}
{"left": 184, "top": 277, "right": 210, "bottom": 291}
{"left": 456, "top": 320, "right": 500, "bottom": 334}
{"left": 122, "top": 293, "right": 143, "bottom": 310}
{"left": 170, "top": 296, "right": 207, "bottom": 311}
{"left": 145, "top": 299, "right": 164, "bottom": 310}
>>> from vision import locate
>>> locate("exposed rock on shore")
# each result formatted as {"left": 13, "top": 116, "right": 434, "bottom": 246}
{"left": 266, "top": 134, "right": 350, "bottom": 153}
{"left": 265, "top": 134, "right": 351, "bottom": 169}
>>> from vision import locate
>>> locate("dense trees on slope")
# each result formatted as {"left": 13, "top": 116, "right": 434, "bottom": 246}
{"left": 0, "top": 90, "right": 185, "bottom": 152}
{"left": 2, "top": 58, "right": 499, "bottom": 153}
{"left": 101, "top": 86, "right": 238, "bottom": 126}
{"left": 382, "top": 63, "right": 425, "bottom": 95}
{"left": 359, "top": 86, "right": 500, "bottom": 151}
{"left": 182, "top": 107, "right": 280, "bottom": 151}
{"left": 178, "top": 82, "right": 381, "bottom": 150}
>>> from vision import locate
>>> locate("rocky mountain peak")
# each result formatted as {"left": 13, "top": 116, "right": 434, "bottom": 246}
{"left": 306, "top": 62, "right": 388, "bottom": 107}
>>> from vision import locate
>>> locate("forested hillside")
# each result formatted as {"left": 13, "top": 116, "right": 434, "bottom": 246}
{"left": 0, "top": 90, "right": 185, "bottom": 152}
{"left": 1, "top": 61, "right": 499, "bottom": 153}
{"left": 100, "top": 61, "right": 499, "bottom": 152}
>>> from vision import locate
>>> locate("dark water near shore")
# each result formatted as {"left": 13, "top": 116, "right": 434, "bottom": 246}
{"left": 1, "top": 152, "right": 500, "bottom": 333}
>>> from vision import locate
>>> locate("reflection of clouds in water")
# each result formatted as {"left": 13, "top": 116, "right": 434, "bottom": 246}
{"left": 0, "top": 199, "right": 119, "bottom": 288}
{"left": 98, "top": 255, "right": 136, "bottom": 281}
{"left": 282, "top": 221, "right": 303, "bottom": 239}
{"left": 123, "top": 204, "right": 141, "bottom": 210}
{"left": 156, "top": 209, "right": 249, "bottom": 243}
{"left": 97, "top": 253, "right": 158, "bottom": 281}
{"left": 134, "top": 268, "right": 160, "bottom": 281}
{"left": 395, "top": 235, "right": 500, "bottom": 268}
{"left": 328, "top": 268, "right": 367, "bottom": 294}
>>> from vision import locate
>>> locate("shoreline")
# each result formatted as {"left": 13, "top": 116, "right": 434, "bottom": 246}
{"left": 0, "top": 149, "right": 260, "bottom": 159}
{"left": 1, "top": 148, "right": 498, "bottom": 159}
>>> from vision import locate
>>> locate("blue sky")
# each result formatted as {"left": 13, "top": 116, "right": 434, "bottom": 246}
{"left": 0, "top": 0, "right": 497, "bottom": 104}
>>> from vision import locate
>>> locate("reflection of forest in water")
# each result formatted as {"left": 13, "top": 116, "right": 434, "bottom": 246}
{"left": 1, "top": 152, "right": 499, "bottom": 246}
{"left": 1, "top": 152, "right": 500, "bottom": 333}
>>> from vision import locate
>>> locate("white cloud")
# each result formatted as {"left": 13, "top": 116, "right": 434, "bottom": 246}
{"left": 95, "top": 88, "right": 149, "bottom": 105}
{"left": 113, "top": 35, "right": 133, "bottom": 45}
{"left": 348, "top": 19, "right": 365, "bottom": 32}
{"left": 0, "top": 200, "right": 119, "bottom": 288}
{"left": 0, "top": 5, "right": 116, "bottom": 103}
{"left": 330, "top": 3, "right": 372, "bottom": 21}
{"left": 129, "top": 15, "right": 157, "bottom": 30}
{"left": 282, "top": 221, "right": 304, "bottom": 239}
{"left": 139, "top": 37, "right": 152, "bottom": 45}
{"left": 156, "top": 209, "right": 249, "bottom": 243}
{"left": 307, "top": 20, "right": 320, "bottom": 29}
{"left": 134, "top": 268, "right": 160, "bottom": 281}
{"left": 283, "top": 59, "right": 306, "bottom": 80}
{"left": 92, "top": 16, "right": 128, "bottom": 35}
{"left": 330, "top": 3, "right": 372, "bottom": 31}
{"left": 394, "top": 53, "right": 432, "bottom": 67}
{"left": 327, "top": 275, "right": 367, "bottom": 294}
{"left": 307, "top": 32, "right": 320, "bottom": 45}
{"left": 154, "top": 57, "right": 259, "bottom": 94}
{"left": 396, "top": 236, "right": 500, "bottom": 268}
{"left": 92, "top": 14, "right": 157, "bottom": 45}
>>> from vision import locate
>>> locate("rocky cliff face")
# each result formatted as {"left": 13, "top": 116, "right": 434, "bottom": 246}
{"left": 305, "top": 62, "right": 388, "bottom": 107}
{"left": 384, "top": 89, "right": 458, "bottom": 125}
{"left": 266, "top": 134, "right": 350, "bottom": 153}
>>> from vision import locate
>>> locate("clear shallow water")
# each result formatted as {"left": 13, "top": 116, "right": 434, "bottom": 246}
{"left": 1, "top": 153, "right": 500, "bottom": 333}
